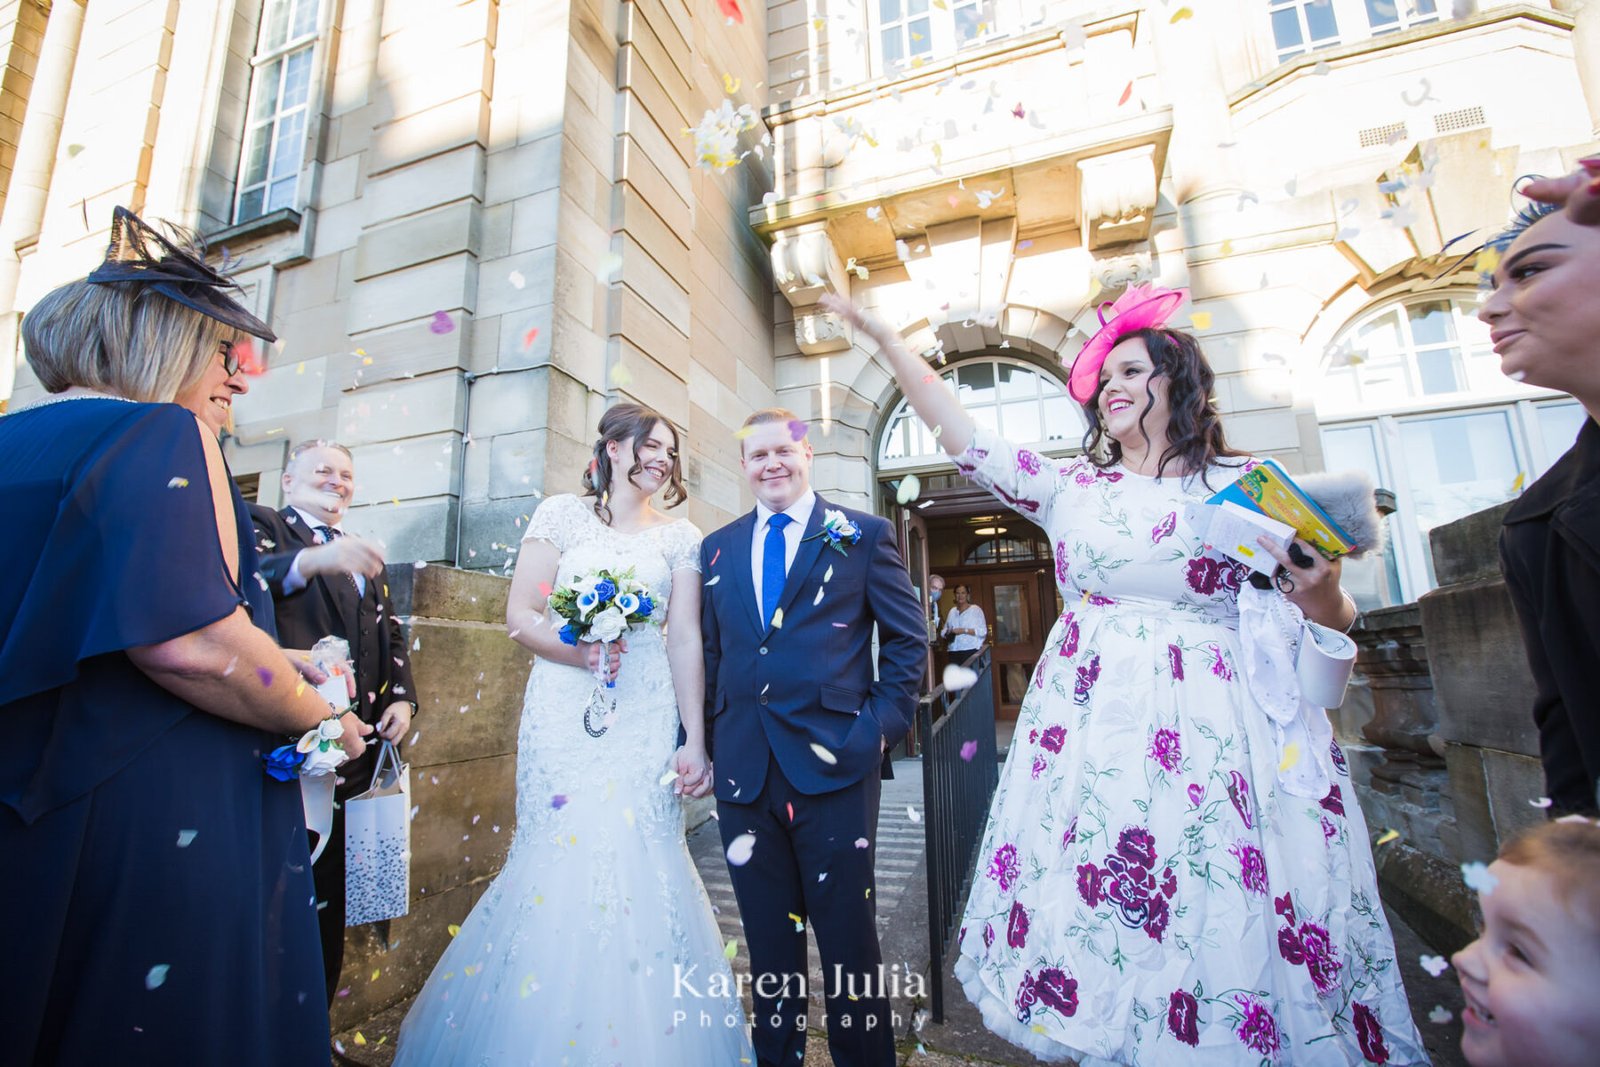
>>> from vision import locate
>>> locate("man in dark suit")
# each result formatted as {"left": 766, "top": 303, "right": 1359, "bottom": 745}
{"left": 250, "top": 440, "right": 417, "bottom": 1004}
{"left": 700, "top": 408, "right": 926, "bottom": 1067}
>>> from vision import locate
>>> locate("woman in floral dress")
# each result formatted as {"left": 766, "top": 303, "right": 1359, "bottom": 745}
{"left": 820, "top": 290, "right": 1425, "bottom": 1065}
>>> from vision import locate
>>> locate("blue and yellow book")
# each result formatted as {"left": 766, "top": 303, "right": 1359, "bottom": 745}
{"left": 1207, "top": 460, "right": 1358, "bottom": 560}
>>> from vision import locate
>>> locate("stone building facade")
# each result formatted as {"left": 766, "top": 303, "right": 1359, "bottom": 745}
{"left": 0, "top": 0, "right": 1596, "bottom": 609}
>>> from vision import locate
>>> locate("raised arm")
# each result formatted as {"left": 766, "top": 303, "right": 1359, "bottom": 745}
{"left": 819, "top": 292, "right": 974, "bottom": 455}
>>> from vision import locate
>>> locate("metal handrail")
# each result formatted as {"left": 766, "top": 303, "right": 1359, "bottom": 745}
{"left": 917, "top": 645, "right": 999, "bottom": 1022}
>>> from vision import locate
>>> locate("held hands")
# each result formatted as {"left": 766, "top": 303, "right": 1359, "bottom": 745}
{"left": 1254, "top": 536, "right": 1353, "bottom": 630}
{"left": 672, "top": 743, "right": 713, "bottom": 798}
{"left": 377, "top": 701, "right": 413, "bottom": 743}
{"left": 585, "top": 638, "right": 628, "bottom": 684}
{"left": 303, "top": 534, "right": 387, "bottom": 580}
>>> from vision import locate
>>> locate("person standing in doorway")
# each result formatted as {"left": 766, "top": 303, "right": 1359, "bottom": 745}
{"left": 941, "top": 583, "right": 987, "bottom": 658}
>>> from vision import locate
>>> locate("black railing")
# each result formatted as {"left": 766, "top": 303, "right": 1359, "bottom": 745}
{"left": 917, "top": 645, "right": 999, "bottom": 1022}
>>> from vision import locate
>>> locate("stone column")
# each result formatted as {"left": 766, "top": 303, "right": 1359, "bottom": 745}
{"left": 1568, "top": 0, "right": 1600, "bottom": 138}
{"left": 0, "top": 0, "right": 84, "bottom": 403}
{"left": 1147, "top": 1, "right": 1241, "bottom": 207}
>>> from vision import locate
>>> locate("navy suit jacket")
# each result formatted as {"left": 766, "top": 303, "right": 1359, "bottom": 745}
{"left": 700, "top": 495, "right": 927, "bottom": 802}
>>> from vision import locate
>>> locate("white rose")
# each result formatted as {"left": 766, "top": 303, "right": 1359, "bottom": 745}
{"left": 589, "top": 606, "right": 628, "bottom": 643}
{"left": 300, "top": 741, "right": 347, "bottom": 777}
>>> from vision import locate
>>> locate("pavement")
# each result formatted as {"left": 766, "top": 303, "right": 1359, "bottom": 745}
{"left": 333, "top": 756, "right": 1471, "bottom": 1066}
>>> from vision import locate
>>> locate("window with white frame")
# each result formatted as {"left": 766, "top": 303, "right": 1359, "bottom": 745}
{"left": 878, "top": 357, "right": 1083, "bottom": 470}
{"left": 1317, "top": 292, "right": 1583, "bottom": 605}
{"left": 234, "top": 0, "right": 321, "bottom": 223}
{"left": 874, "top": 0, "right": 998, "bottom": 74}
{"left": 1268, "top": 0, "right": 1445, "bottom": 65}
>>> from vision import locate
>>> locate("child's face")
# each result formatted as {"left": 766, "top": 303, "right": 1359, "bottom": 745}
{"left": 1452, "top": 859, "right": 1600, "bottom": 1067}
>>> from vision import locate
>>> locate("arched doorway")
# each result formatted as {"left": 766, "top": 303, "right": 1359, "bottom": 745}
{"left": 877, "top": 354, "right": 1084, "bottom": 749}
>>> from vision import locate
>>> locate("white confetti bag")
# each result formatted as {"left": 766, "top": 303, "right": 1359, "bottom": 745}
{"left": 344, "top": 740, "right": 411, "bottom": 925}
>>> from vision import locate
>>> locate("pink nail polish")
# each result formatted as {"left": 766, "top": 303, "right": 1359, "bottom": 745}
{"left": 1580, "top": 155, "right": 1600, "bottom": 174}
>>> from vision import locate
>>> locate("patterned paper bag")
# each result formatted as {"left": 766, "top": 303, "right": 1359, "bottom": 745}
{"left": 344, "top": 740, "right": 411, "bottom": 925}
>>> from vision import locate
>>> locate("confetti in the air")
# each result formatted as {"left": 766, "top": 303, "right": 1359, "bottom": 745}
{"left": 1190, "top": 311, "right": 1212, "bottom": 330}
{"left": 609, "top": 362, "right": 633, "bottom": 388}
{"left": 715, "top": 0, "right": 743, "bottom": 23}
{"left": 907, "top": 805, "right": 922, "bottom": 823}
{"left": 855, "top": 837, "right": 870, "bottom": 849}
{"left": 726, "top": 833, "right": 757, "bottom": 865}
{"left": 1419, "top": 954, "right": 1450, "bottom": 977}
{"left": 1375, "top": 829, "right": 1401, "bottom": 846}
{"left": 551, "top": 794, "right": 568, "bottom": 810}
{"left": 256, "top": 667, "right": 274, "bottom": 687}
{"left": 176, "top": 829, "right": 198, "bottom": 847}
{"left": 508, "top": 270, "right": 525, "bottom": 289}
{"left": 145, "top": 965, "right": 170, "bottom": 990}
{"left": 1428, "top": 1006, "right": 1453, "bottom": 1025}
{"left": 595, "top": 251, "right": 624, "bottom": 281}
{"left": 723, "top": 937, "right": 740, "bottom": 959}
{"left": 1461, "top": 861, "right": 1498, "bottom": 895}
{"left": 521, "top": 325, "right": 540, "bottom": 351}
{"left": 687, "top": 99, "right": 760, "bottom": 171}
{"left": 771, "top": 607, "right": 784, "bottom": 629}
{"left": 1277, "top": 742, "right": 1301, "bottom": 772}
{"left": 944, "top": 664, "right": 979, "bottom": 691}
{"left": 896, "top": 474, "right": 922, "bottom": 504}
{"left": 429, "top": 311, "right": 455, "bottom": 334}
{"left": 658, "top": 769, "right": 680, "bottom": 786}
{"left": 960, "top": 740, "right": 979, "bottom": 761}
{"left": 1170, "top": 6, "right": 1193, "bottom": 21}
{"left": 787, "top": 419, "right": 808, "bottom": 441}
{"left": 1530, "top": 795, "right": 1553, "bottom": 808}
{"left": 866, "top": 206, "right": 883, "bottom": 222}
{"left": 1117, "top": 81, "right": 1133, "bottom": 106}
{"left": 167, "top": 477, "right": 189, "bottom": 489}
{"left": 810, "top": 742, "right": 838, "bottom": 765}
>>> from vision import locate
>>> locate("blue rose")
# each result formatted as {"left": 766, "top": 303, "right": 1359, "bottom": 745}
{"left": 593, "top": 578, "right": 617, "bottom": 602}
{"left": 636, "top": 594, "right": 654, "bottom": 617}
{"left": 264, "top": 744, "right": 307, "bottom": 782}
{"left": 559, "top": 622, "right": 579, "bottom": 645}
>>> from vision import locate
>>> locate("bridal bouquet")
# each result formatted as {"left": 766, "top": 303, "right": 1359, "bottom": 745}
{"left": 546, "top": 568, "right": 658, "bottom": 737}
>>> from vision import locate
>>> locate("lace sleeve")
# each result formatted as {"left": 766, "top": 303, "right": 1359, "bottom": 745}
{"left": 522, "top": 493, "right": 580, "bottom": 549}
{"left": 952, "top": 426, "right": 1063, "bottom": 530}
{"left": 662, "top": 520, "right": 703, "bottom": 574}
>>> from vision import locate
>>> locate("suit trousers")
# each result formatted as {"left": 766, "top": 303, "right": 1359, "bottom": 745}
{"left": 717, "top": 759, "right": 896, "bottom": 1067}
{"left": 311, "top": 806, "right": 347, "bottom": 1005}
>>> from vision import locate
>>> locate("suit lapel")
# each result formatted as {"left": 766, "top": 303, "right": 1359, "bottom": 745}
{"left": 770, "top": 495, "right": 829, "bottom": 634}
{"left": 722, "top": 512, "right": 764, "bottom": 637}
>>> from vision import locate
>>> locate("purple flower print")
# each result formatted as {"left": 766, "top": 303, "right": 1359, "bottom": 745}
{"left": 1034, "top": 968, "right": 1079, "bottom": 1017}
{"left": 1187, "top": 783, "right": 1206, "bottom": 807}
{"left": 1331, "top": 740, "right": 1349, "bottom": 775}
{"left": 1152, "top": 511, "right": 1177, "bottom": 544}
{"left": 1006, "top": 901, "right": 1030, "bottom": 948}
{"left": 1145, "top": 891, "right": 1172, "bottom": 941}
{"left": 983, "top": 922, "right": 995, "bottom": 948}
{"left": 1040, "top": 724, "right": 1067, "bottom": 753}
{"left": 1017, "top": 449, "right": 1042, "bottom": 476}
{"left": 1087, "top": 592, "right": 1117, "bottom": 606}
{"left": 1058, "top": 614, "right": 1080, "bottom": 658}
{"left": 1072, "top": 463, "right": 1096, "bottom": 487}
{"left": 1148, "top": 728, "right": 1182, "bottom": 773}
{"left": 1321, "top": 783, "right": 1345, "bottom": 817}
{"left": 1028, "top": 728, "right": 1039, "bottom": 744}
{"left": 1233, "top": 994, "right": 1281, "bottom": 1058}
{"left": 1185, "top": 556, "right": 1222, "bottom": 595}
{"left": 1097, "top": 467, "right": 1124, "bottom": 483}
{"left": 1076, "top": 863, "right": 1104, "bottom": 907}
{"left": 1168, "top": 643, "right": 1185, "bottom": 681}
{"left": 1168, "top": 990, "right": 1200, "bottom": 1047}
{"left": 1321, "top": 816, "right": 1338, "bottom": 843}
{"left": 1073, "top": 655, "right": 1102, "bottom": 705}
{"left": 1117, "top": 826, "right": 1159, "bottom": 870}
{"left": 1033, "top": 658, "right": 1047, "bottom": 690}
{"left": 1161, "top": 866, "right": 1178, "bottom": 899}
{"left": 1353, "top": 1001, "right": 1390, "bottom": 1064}
{"left": 1299, "top": 922, "right": 1343, "bottom": 995}
{"left": 1209, "top": 645, "right": 1234, "bottom": 682}
{"left": 1015, "top": 971, "right": 1039, "bottom": 1022}
{"left": 1221, "top": 560, "right": 1248, "bottom": 593}
{"left": 1228, "top": 770, "right": 1255, "bottom": 829}
{"left": 1062, "top": 817, "right": 1078, "bottom": 849}
{"left": 1230, "top": 840, "right": 1269, "bottom": 896}
{"left": 987, "top": 843, "right": 1021, "bottom": 892}
{"left": 1055, "top": 541, "right": 1069, "bottom": 584}
{"left": 1031, "top": 755, "right": 1048, "bottom": 779}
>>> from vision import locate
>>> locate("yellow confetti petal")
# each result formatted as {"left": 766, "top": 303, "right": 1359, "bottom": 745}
{"left": 1219, "top": 239, "right": 1234, "bottom": 256}
{"left": 723, "top": 73, "right": 740, "bottom": 94}
{"left": 354, "top": 1032, "right": 367, "bottom": 1046}
{"left": 370, "top": 968, "right": 381, "bottom": 982}
{"left": 1278, "top": 742, "right": 1301, "bottom": 772}
{"left": 447, "top": 924, "right": 461, "bottom": 937}
{"left": 1510, "top": 472, "right": 1526, "bottom": 493}
{"left": 520, "top": 973, "right": 539, "bottom": 997}
{"left": 609, "top": 362, "right": 633, "bottom": 388}
{"left": 1473, "top": 248, "right": 1501, "bottom": 276}
{"left": 1170, "top": 6, "right": 1193, "bottom": 21}
{"left": 771, "top": 607, "right": 784, "bottom": 629}
{"left": 789, "top": 912, "right": 805, "bottom": 931}
{"left": 1190, "top": 311, "right": 1213, "bottom": 330}
{"left": 658, "top": 768, "right": 679, "bottom": 786}
{"left": 1376, "top": 829, "right": 1401, "bottom": 846}
{"left": 724, "top": 938, "right": 739, "bottom": 960}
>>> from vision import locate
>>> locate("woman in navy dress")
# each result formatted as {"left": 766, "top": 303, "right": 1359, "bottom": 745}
{"left": 0, "top": 209, "right": 366, "bottom": 1066}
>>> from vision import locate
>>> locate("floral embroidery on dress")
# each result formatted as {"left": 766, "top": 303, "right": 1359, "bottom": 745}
{"left": 1152, "top": 511, "right": 1177, "bottom": 544}
{"left": 1168, "top": 989, "right": 1201, "bottom": 1046}
{"left": 1076, "top": 827, "right": 1178, "bottom": 943}
{"left": 1148, "top": 727, "right": 1182, "bottom": 772}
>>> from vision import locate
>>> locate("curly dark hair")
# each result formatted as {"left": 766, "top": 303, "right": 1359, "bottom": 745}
{"left": 1079, "top": 327, "right": 1246, "bottom": 486}
{"left": 582, "top": 402, "right": 687, "bottom": 524}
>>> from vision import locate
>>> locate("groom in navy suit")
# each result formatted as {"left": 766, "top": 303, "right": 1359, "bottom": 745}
{"left": 701, "top": 408, "right": 926, "bottom": 1066}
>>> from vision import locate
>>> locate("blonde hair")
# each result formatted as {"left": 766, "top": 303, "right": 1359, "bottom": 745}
{"left": 21, "top": 278, "right": 238, "bottom": 402}
{"left": 739, "top": 407, "right": 807, "bottom": 456}
{"left": 1498, "top": 819, "right": 1600, "bottom": 929}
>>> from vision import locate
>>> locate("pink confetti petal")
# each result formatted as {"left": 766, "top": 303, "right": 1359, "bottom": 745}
{"left": 256, "top": 667, "right": 274, "bottom": 687}
{"left": 429, "top": 311, "right": 455, "bottom": 334}
{"left": 959, "top": 740, "right": 978, "bottom": 761}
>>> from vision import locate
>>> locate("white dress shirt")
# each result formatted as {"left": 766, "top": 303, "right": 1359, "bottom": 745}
{"left": 943, "top": 604, "right": 987, "bottom": 651}
{"left": 751, "top": 489, "right": 817, "bottom": 617}
{"left": 284, "top": 505, "right": 364, "bottom": 597}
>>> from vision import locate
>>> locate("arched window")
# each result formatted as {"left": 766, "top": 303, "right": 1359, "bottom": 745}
{"left": 878, "top": 357, "right": 1084, "bottom": 471}
{"left": 1316, "top": 292, "right": 1581, "bottom": 606}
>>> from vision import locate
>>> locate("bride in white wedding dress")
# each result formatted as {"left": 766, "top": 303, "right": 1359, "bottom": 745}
{"left": 394, "top": 404, "right": 753, "bottom": 1066}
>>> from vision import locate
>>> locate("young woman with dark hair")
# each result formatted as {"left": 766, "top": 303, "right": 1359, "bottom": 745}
{"left": 821, "top": 289, "right": 1422, "bottom": 1065}
{"left": 582, "top": 401, "right": 688, "bottom": 524}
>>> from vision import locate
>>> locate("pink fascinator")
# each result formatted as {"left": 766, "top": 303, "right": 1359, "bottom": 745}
{"left": 1066, "top": 284, "right": 1189, "bottom": 403}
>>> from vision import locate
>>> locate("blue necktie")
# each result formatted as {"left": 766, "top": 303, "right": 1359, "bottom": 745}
{"left": 761, "top": 513, "right": 793, "bottom": 629}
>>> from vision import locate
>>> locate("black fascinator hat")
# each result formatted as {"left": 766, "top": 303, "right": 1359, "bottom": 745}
{"left": 86, "top": 206, "right": 277, "bottom": 342}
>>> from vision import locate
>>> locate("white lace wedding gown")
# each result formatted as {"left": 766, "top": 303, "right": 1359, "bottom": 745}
{"left": 394, "top": 494, "right": 753, "bottom": 1066}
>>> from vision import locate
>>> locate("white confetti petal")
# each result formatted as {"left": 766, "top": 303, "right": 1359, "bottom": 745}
{"left": 726, "top": 833, "right": 757, "bottom": 866}
{"left": 810, "top": 742, "right": 838, "bottom": 765}
{"left": 1461, "top": 861, "right": 1498, "bottom": 895}
{"left": 943, "top": 664, "right": 979, "bottom": 691}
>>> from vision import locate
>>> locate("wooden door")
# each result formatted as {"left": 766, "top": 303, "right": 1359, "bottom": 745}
{"left": 968, "top": 569, "right": 1047, "bottom": 722}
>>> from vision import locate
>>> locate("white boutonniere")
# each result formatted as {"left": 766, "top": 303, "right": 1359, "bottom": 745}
{"left": 809, "top": 508, "right": 863, "bottom": 557}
